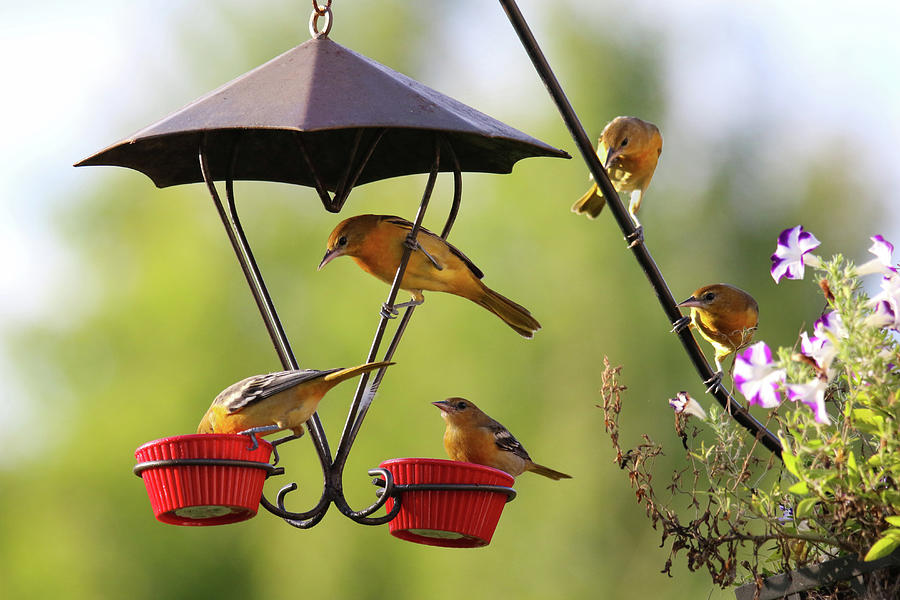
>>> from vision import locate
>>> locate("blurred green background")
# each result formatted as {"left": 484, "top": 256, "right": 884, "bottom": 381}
{"left": 2, "top": 1, "right": 897, "bottom": 598}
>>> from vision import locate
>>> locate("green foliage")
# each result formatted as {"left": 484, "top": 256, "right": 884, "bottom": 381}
{"left": 772, "top": 255, "right": 899, "bottom": 566}
{"left": 602, "top": 244, "right": 900, "bottom": 596}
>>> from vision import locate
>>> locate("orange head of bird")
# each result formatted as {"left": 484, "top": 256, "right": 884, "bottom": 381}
{"left": 600, "top": 116, "right": 662, "bottom": 169}
{"left": 432, "top": 398, "right": 481, "bottom": 426}
{"left": 318, "top": 214, "right": 379, "bottom": 270}
{"left": 677, "top": 283, "right": 759, "bottom": 343}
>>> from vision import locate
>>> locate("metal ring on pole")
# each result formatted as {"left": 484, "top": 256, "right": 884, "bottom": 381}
{"left": 310, "top": 6, "right": 333, "bottom": 37}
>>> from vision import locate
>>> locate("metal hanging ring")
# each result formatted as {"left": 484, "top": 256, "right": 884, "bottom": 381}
{"left": 312, "top": 0, "right": 332, "bottom": 15}
{"left": 309, "top": 5, "right": 333, "bottom": 37}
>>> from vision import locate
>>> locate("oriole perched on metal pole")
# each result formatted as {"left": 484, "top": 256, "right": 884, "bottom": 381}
{"left": 676, "top": 284, "right": 758, "bottom": 388}
{"left": 571, "top": 116, "right": 662, "bottom": 231}
{"left": 319, "top": 214, "right": 541, "bottom": 338}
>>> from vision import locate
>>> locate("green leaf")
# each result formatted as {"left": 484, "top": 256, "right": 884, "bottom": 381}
{"left": 852, "top": 408, "right": 885, "bottom": 429}
{"left": 847, "top": 451, "right": 858, "bottom": 473}
{"left": 782, "top": 450, "right": 801, "bottom": 478}
{"left": 788, "top": 481, "right": 809, "bottom": 496}
{"left": 882, "top": 490, "right": 900, "bottom": 511}
{"left": 864, "top": 530, "right": 900, "bottom": 561}
{"left": 887, "top": 516, "right": 900, "bottom": 527}
{"left": 795, "top": 497, "right": 819, "bottom": 519}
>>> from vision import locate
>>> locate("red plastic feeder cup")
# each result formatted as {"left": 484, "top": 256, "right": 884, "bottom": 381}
{"left": 377, "top": 458, "right": 516, "bottom": 548}
{"left": 134, "top": 434, "right": 277, "bottom": 526}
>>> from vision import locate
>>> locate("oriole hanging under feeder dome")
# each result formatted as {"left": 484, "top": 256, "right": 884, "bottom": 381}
{"left": 79, "top": 6, "right": 567, "bottom": 540}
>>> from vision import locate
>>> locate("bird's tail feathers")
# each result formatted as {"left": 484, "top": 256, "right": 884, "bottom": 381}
{"left": 571, "top": 183, "right": 605, "bottom": 218}
{"left": 528, "top": 462, "right": 572, "bottom": 480}
{"left": 475, "top": 286, "right": 541, "bottom": 339}
{"left": 323, "top": 361, "right": 394, "bottom": 385}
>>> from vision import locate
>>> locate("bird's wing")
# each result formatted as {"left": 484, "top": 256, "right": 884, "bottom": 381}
{"left": 488, "top": 421, "right": 533, "bottom": 462}
{"left": 382, "top": 216, "right": 485, "bottom": 279}
{"left": 216, "top": 368, "right": 342, "bottom": 413}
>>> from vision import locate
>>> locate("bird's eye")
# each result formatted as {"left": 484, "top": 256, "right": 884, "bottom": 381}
{"left": 703, "top": 292, "right": 716, "bottom": 302}
{"left": 337, "top": 235, "right": 348, "bottom": 247}
{"left": 621, "top": 137, "right": 629, "bottom": 147}
{"left": 455, "top": 401, "right": 467, "bottom": 410}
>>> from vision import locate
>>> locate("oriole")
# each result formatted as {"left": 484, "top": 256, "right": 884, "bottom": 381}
{"left": 318, "top": 214, "right": 541, "bottom": 338}
{"left": 433, "top": 398, "right": 571, "bottom": 480}
{"left": 571, "top": 115, "right": 662, "bottom": 229}
{"left": 197, "top": 362, "right": 391, "bottom": 437}
{"left": 677, "top": 284, "right": 759, "bottom": 376}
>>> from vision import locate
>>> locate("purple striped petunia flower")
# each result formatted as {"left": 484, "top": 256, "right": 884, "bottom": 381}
{"left": 787, "top": 380, "right": 829, "bottom": 424}
{"left": 771, "top": 225, "right": 822, "bottom": 283}
{"left": 668, "top": 391, "right": 708, "bottom": 420}
{"left": 800, "top": 311, "right": 845, "bottom": 377}
{"left": 867, "top": 273, "right": 900, "bottom": 330}
{"left": 857, "top": 235, "right": 898, "bottom": 276}
{"left": 734, "top": 342, "right": 786, "bottom": 408}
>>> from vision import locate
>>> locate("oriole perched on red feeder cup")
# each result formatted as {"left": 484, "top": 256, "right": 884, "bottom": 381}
{"left": 433, "top": 398, "right": 571, "bottom": 480}
{"left": 198, "top": 362, "right": 392, "bottom": 439}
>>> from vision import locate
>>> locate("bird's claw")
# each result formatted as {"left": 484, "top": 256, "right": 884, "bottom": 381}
{"left": 404, "top": 234, "right": 443, "bottom": 270}
{"left": 393, "top": 298, "right": 424, "bottom": 310}
{"left": 381, "top": 298, "right": 424, "bottom": 319}
{"left": 238, "top": 425, "right": 280, "bottom": 450}
{"left": 704, "top": 371, "right": 724, "bottom": 394}
{"left": 380, "top": 303, "right": 400, "bottom": 320}
{"left": 244, "top": 432, "right": 261, "bottom": 451}
{"left": 626, "top": 226, "right": 644, "bottom": 249}
{"left": 671, "top": 315, "right": 692, "bottom": 334}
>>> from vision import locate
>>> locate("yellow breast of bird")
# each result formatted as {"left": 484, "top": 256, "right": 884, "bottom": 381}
{"left": 692, "top": 307, "right": 757, "bottom": 355}
{"left": 610, "top": 148, "right": 659, "bottom": 193}
{"left": 443, "top": 425, "right": 526, "bottom": 476}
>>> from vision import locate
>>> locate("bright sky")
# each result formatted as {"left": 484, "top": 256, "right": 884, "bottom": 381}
{"left": 1, "top": 0, "right": 899, "bottom": 444}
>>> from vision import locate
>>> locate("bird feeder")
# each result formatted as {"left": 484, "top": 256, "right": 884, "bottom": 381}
{"left": 134, "top": 434, "right": 280, "bottom": 526}
{"left": 77, "top": 2, "right": 567, "bottom": 541}
{"left": 377, "top": 458, "right": 516, "bottom": 548}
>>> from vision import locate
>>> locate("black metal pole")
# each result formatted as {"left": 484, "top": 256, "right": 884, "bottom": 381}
{"left": 333, "top": 135, "right": 443, "bottom": 469}
{"left": 200, "top": 136, "right": 333, "bottom": 468}
{"left": 497, "top": 0, "right": 782, "bottom": 458}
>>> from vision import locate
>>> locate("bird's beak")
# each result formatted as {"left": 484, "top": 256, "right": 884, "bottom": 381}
{"left": 676, "top": 295, "right": 702, "bottom": 309}
{"left": 432, "top": 400, "right": 453, "bottom": 413}
{"left": 604, "top": 146, "right": 621, "bottom": 169}
{"left": 317, "top": 248, "right": 340, "bottom": 271}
